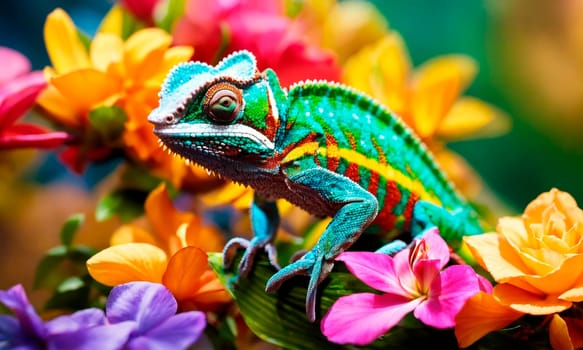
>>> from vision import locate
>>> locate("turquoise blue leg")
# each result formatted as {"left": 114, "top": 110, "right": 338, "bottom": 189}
{"left": 223, "top": 194, "right": 280, "bottom": 276}
{"left": 264, "top": 168, "right": 379, "bottom": 322}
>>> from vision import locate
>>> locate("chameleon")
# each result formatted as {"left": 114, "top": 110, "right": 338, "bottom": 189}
{"left": 147, "top": 50, "right": 483, "bottom": 322}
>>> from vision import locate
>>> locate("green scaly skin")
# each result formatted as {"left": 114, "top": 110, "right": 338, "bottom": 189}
{"left": 148, "top": 51, "right": 483, "bottom": 322}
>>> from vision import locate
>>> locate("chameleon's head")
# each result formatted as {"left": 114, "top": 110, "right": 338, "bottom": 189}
{"left": 148, "top": 51, "right": 283, "bottom": 174}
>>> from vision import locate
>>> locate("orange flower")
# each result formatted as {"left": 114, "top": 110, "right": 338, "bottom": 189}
{"left": 87, "top": 183, "right": 231, "bottom": 312}
{"left": 455, "top": 189, "right": 583, "bottom": 348}
{"left": 342, "top": 32, "right": 509, "bottom": 198}
{"left": 36, "top": 8, "right": 217, "bottom": 190}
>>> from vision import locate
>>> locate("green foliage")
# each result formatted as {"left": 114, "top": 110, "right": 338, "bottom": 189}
{"left": 157, "top": 0, "right": 188, "bottom": 32}
{"left": 88, "top": 106, "right": 127, "bottom": 145}
{"left": 33, "top": 214, "right": 108, "bottom": 312}
{"left": 76, "top": 29, "right": 92, "bottom": 52}
{"left": 95, "top": 164, "right": 168, "bottom": 222}
{"left": 119, "top": 164, "right": 167, "bottom": 193}
{"left": 285, "top": 0, "right": 304, "bottom": 18}
{"left": 59, "top": 213, "right": 84, "bottom": 247}
{"left": 95, "top": 188, "right": 147, "bottom": 222}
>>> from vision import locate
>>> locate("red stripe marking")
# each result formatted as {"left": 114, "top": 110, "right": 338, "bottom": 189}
{"left": 374, "top": 181, "right": 402, "bottom": 232}
{"left": 403, "top": 192, "right": 420, "bottom": 231}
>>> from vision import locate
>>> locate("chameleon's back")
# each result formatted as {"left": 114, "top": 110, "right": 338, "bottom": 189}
{"left": 279, "top": 81, "right": 478, "bottom": 236}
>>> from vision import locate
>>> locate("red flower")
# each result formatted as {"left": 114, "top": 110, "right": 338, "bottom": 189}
{"left": 0, "top": 47, "right": 69, "bottom": 150}
{"left": 120, "top": 0, "right": 161, "bottom": 24}
{"left": 173, "top": 0, "right": 340, "bottom": 86}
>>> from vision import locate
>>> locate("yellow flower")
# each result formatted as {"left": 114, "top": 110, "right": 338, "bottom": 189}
{"left": 455, "top": 189, "right": 583, "bottom": 348}
{"left": 296, "top": 0, "right": 389, "bottom": 62}
{"left": 36, "top": 8, "right": 217, "bottom": 189}
{"left": 342, "top": 32, "right": 509, "bottom": 198}
{"left": 87, "top": 183, "right": 231, "bottom": 312}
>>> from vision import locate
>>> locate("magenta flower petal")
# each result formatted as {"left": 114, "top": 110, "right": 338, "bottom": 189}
{"left": 412, "top": 258, "right": 442, "bottom": 292}
{"left": 393, "top": 248, "right": 417, "bottom": 293}
{"left": 0, "top": 47, "right": 31, "bottom": 84}
{"left": 173, "top": 0, "right": 340, "bottom": 87}
{"left": 127, "top": 311, "right": 206, "bottom": 350}
{"left": 321, "top": 292, "right": 422, "bottom": 345}
{"left": 418, "top": 228, "right": 450, "bottom": 269}
{"left": 477, "top": 274, "right": 493, "bottom": 293}
{"left": 414, "top": 265, "right": 481, "bottom": 329}
{"left": 106, "top": 282, "right": 177, "bottom": 333}
{"left": 0, "top": 71, "right": 46, "bottom": 131}
{"left": 0, "top": 123, "right": 69, "bottom": 149}
{"left": 336, "top": 252, "right": 408, "bottom": 296}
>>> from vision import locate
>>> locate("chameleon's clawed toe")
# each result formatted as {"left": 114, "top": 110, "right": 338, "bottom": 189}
{"left": 223, "top": 236, "right": 280, "bottom": 278}
{"left": 265, "top": 251, "right": 333, "bottom": 322}
{"left": 222, "top": 237, "right": 250, "bottom": 270}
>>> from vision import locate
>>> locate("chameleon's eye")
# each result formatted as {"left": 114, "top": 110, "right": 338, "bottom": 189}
{"left": 204, "top": 83, "right": 242, "bottom": 124}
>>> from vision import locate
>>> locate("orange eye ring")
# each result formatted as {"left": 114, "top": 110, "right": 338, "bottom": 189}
{"left": 204, "top": 83, "right": 243, "bottom": 123}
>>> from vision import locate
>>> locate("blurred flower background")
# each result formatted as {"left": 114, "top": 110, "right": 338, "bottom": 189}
{"left": 1, "top": 0, "right": 583, "bottom": 348}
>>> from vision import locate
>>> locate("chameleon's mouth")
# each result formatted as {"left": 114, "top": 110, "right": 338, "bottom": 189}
{"left": 157, "top": 134, "right": 242, "bottom": 159}
{"left": 153, "top": 122, "right": 275, "bottom": 162}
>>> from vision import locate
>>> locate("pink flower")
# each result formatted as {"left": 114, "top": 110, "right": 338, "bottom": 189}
{"left": 0, "top": 47, "right": 69, "bottom": 149}
{"left": 321, "top": 229, "right": 489, "bottom": 346}
{"left": 172, "top": 0, "right": 340, "bottom": 86}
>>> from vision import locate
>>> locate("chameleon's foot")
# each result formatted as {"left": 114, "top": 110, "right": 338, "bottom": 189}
{"left": 223, "top": 237, "right": 280, "bottom": 278}
{"left": 265, "top": 250, "right": 334, "bottom": 322}
{"left": 375, "top": 228, "right": 439, "bottom": 255}
{"left": 375, "top": 239, "right": 407, "bottom": 255}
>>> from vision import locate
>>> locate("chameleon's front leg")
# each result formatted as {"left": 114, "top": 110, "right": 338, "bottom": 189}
{"left": 223, "top": 194, "right": 281, "bottom": 277}
{"left": 264, "top": 168, "right": 379, "bottom": 322}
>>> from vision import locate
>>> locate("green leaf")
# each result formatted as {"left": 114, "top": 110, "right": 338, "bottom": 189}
{"left": 76, "top": 29, "right": 92, "bottom": 52}
{"left": 209, "top": 253, "right": 371, "bottom": 350}
{"left": 120, "top": 164, "right": 165, "bottom": 193}
{"left": 67, "top": 245, "right": 98, "bottom": 262}
{"left": 57, "top": 276, "right": 85, "bottom": 293}
{"left": 34, "top": 247, "right": 68, "bottom": 289}
{"left": 88, "top": 106, "right": 127, "bottom": 144}
{"left": 60, "top": 213, "right": 85, "bottom": 247}
{"left": 95, "top": 189, "right": 147, "bottom": 222}
{"left": 45, "top": 276, "right": 92, "bottom": 311}
{"left": 156, "top": 0, "right": 187, "bottom": 32}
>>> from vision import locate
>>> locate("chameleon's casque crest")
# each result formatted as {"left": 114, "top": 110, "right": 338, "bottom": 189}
{"left": 149, "top": 51, "right": 261, "bottom": 126}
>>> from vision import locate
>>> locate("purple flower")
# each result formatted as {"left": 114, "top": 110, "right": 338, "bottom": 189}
{"left": 0, "top": 282, "right": 206, "bottom": 350}
{"left": 0, "top": 284, "right": 46, "bottom": 348}
{"left": 320, "top": 229, "right": 490, "bottom": 345}
{"left": 105, "top": 282, "right": 207, "bottom": 350}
